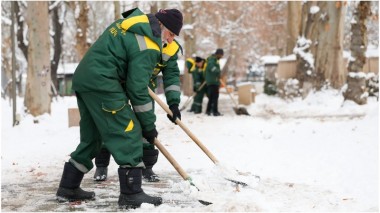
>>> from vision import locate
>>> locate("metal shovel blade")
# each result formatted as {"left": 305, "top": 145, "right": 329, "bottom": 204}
{"left": 224, "top": 178, "right": 249, "bottom": 187}
{"left": 199, "top": 200, "right": 213, "bottom": 205}
{"left": 233, "top": 107, "right": 250, "bottom": 115}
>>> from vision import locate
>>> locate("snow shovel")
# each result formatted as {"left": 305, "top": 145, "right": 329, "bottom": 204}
{"left": 153, "top": 138, "right": 212, "bottom": 205}
{"left": 219, "top": 80, "right": 250, "bottom": 116}
{"left": 148, "top": 87, "right": 250, "bottom": 187}
{"left": 179, "top": 82, "right": 207, "bottom": 112}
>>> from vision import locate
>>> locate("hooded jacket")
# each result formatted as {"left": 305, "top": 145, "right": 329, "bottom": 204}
{"left": 72, "top": 8, "right": 162, "bottom": 132}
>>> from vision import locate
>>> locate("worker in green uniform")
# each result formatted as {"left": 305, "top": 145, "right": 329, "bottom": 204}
{"left": 205, "top": 48, "right": 224, "bottom": 116}
{"left": 93, "top": 37, "right": 183, "bottom": 183}
{"left": 190, "top": 57, "right": 207, "bottom": 114}
{"left": 55, "top": 8, "right": 183, "bottom": 209}
{"left": 186, "top": 56, "right": 202, "bottom": 112}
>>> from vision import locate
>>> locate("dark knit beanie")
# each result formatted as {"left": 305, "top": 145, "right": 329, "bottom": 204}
{"left": 195, "top": 56, "right": 203, "bottom": 63}
{"left": 215, "top": 48, "right": 224, "bottom": 55}
{"left": 155, "top": 9, "right": 183, "bottom": 36}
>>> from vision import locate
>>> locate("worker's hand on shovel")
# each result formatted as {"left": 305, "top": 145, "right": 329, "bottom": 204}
{"left": 167, "top": 104, "right": 181, "bottom": 124}
{"left": 142, "top": 128, "right": 158, "bottom": 144}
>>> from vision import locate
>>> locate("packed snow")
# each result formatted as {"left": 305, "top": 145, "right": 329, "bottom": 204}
{"left": 1, "top": 88, "right": 378, "bottom": 212}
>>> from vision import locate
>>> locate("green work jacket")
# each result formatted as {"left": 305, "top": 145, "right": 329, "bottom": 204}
{"left": 72, "top": 8, "right": 162, "bottom": 132}
{"left": 205, "top": 54, "right": 221, "bottom": 86}
{"left": 193, "top": 62, "right": 206, "bottom": 90}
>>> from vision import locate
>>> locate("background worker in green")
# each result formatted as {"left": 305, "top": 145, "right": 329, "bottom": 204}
{"left": 185, "top": 56, "right": 196, "bottom": 73}
{"left": 93, "top": 37, "right": 183, "bottom": 183}
{"left": 55, "top": 8, "right": 183, "bottom": 209}
{"left": 186, "top": 56, "right": 201, "bottom": 112}
{"left": 190, "top": 57, "right": 207, "bottom": 114}
{"left": 205, "top": 48, "right": 224, "bottom": 116}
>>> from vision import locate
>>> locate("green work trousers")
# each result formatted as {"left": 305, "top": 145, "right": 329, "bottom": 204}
{"left": 143, "top": 98, "right": 156, "bottom": 150}
{"left": 70, "top": 92, "right": 144, "bottom": 172}
{"left": 191, "top": 86, "right": 207, "bottom": 113}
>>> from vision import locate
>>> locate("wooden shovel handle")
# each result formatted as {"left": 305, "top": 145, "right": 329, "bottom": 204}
{"left": 154, "top": 138, "right": 190, "bottom": 180}
{"left": 219, "top": 79, "right": 239, "bottom": 108}
{"left": 148, "top": 87, "right": 219, "bottom": 164}
{"left": 180, "top": 81, "right": 207, "bottom": 111}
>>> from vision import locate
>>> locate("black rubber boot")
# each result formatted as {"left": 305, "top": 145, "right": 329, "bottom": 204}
{"left": 94, "top": 148, "right": 111, "bottom": 181}
{"left": 187, "top": 105, "right": 195, "bottom": 112}
{"left": 118, "top": 168, "right": 162, "bottom": 209}
{"left": 56, "top": 162, "right": 95, "bottom": 202}
{"left": 212, "top": 101, "right": 222, "bottom": 116}
{"left": 206, "top": 104, "right": 211, "bottom": 115}
{"left": 213, "top": 111, "right": 223, "bottom": 116}
{"left": 94, "top": 167, "right": 108, "bottom": 181}
{"left": 142, "top": 149, "right": 160, "bottom": 182}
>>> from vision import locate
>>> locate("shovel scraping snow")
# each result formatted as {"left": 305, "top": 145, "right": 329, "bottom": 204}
{"left": 148, "top": 87, "right": 251, "bottom": 187}
{"left": 219, "top": 80, "right": 250, "bottom": 116}
{"left": 154, "top": 138, "right": 212, "bottom": 205}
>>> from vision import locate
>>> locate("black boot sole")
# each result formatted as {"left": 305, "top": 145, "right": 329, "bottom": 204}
{"left": 56, "top": 187, "right": 95, "bottom": 203}
{"left": 118, "top": 192, "right": 162, "bottom": 208}
{"left": 56, "top": 196, "right": 96, "bottom": 203}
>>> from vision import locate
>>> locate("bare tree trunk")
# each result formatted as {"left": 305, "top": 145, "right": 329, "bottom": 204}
{"left": 343, "top": 1, "right": 371, "bottom": 105}
{"left": 15, "top": 2, "right": 28, "bottom": 60}
{"left": 149, "top": 1, "right": 158, "bottom": 14}
{"left": 294, "top": 1, "right": 317, "bottom": 91}
{"left": 183, "top": 1, "right": 196, "bottom": 96}
{"left": 11, "top": 1, "right": 18, "bottom": 126}
{"left": 158, "top": 2, "right": 167, "bottom": 10}
{"left": 314, "top": 2, "right": 346, "bottom": 89}
{"left": 295, "top": 1, "right": 346, "bottom": 94}
{"left": 286, "top": 2, "right": 302, "bottom": 55}
{"left": 68, "top": 1, "right": 90, "bottom": 60}
{"left": 114, "top": 1, "right": 121, "bottom": 20}
{"left": 24, "top": 1, "right": 51, "bottom": 116}
{"left": 50, "top": 1, "right": 63, "bottom": 93}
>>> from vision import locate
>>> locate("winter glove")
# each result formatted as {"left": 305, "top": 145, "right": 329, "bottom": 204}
{"left": 142, "top": 128, "right": 158, "bottom": 144}
{"left": 167, "top": 104, "right": 181, "bottom": 124}
{"left": 194, "top": 83, "right": 200, "bottom": 92}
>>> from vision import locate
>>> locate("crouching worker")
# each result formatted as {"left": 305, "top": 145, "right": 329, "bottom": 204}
{"left": 56, "top": 7, "right": 183, "bottom": 209}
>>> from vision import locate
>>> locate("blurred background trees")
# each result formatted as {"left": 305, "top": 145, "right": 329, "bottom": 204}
{"left": 1, "top": 1, "right": 379, "bottom": 117}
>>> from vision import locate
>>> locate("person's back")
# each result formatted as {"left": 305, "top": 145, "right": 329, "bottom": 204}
{"left": 73, "top": 8, "right": 161, "bottom": 94}
{"left": 205, "top": 49, "right": 224, "bottom": 116}
{"left": 205, "top": 55, "right": 221, "bottom": 86}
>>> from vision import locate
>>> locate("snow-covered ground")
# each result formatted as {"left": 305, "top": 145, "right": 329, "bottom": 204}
{"left": 1, "top": 89, "right": 378, "bottom": 211}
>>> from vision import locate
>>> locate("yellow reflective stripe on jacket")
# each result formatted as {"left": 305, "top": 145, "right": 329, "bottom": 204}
{"left": 135, "top": 34, "right": 160, "bottom": 52}
{"left": 121, "top": 15, "right": 149, "bottom": 31}
{"left": 187, "top": 58, "right": 196, "bottom": 72}
{"left": 144, "top": 36, "right": 160, "bottom": 51}
{"left": 187, "top": 58, "right": 195, "bottom": 64}
{"left": 162, "top": 41, "right": 179, "bottom": 61}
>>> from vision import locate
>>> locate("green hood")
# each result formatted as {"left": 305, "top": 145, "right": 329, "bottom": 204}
{"left": 121, "top": 8, "right": 161, "bottom": 49}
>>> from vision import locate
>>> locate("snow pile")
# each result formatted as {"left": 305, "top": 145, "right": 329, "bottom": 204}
{"left": 1, "top": 89, "right": 378, "bottom": 211}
